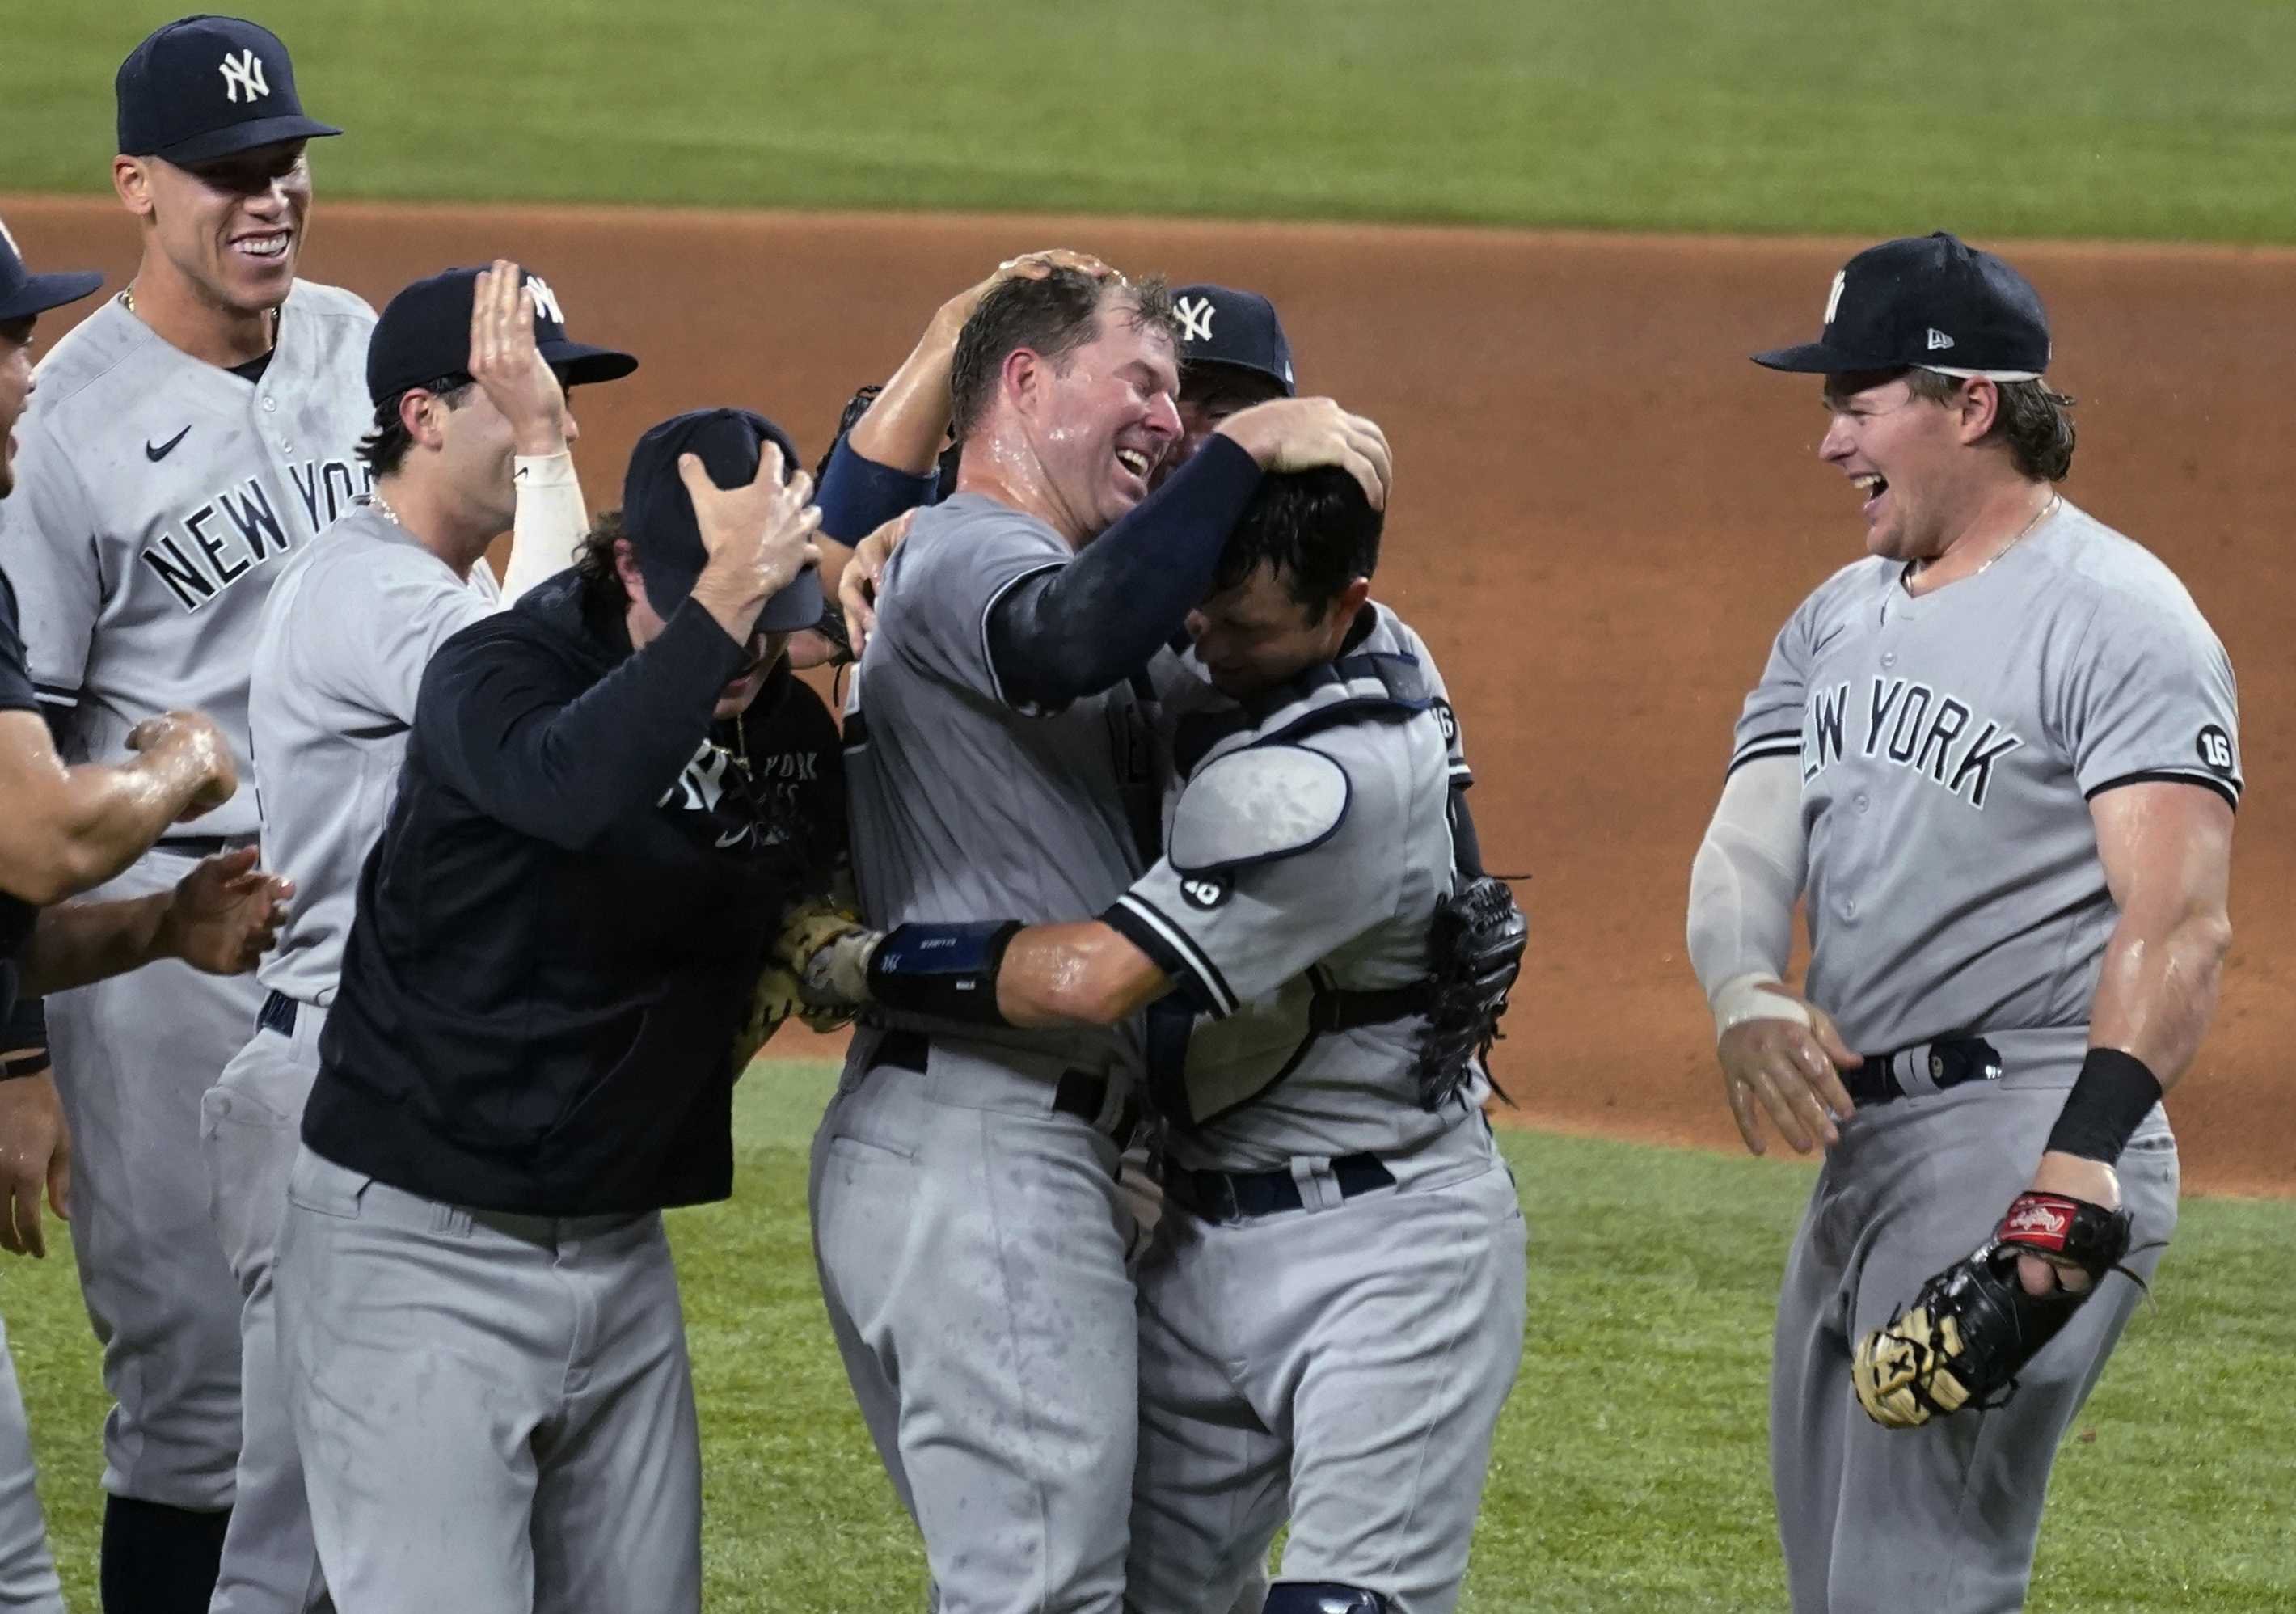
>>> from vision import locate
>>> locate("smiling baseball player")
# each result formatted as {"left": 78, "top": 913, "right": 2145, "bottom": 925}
{"left": 1688, "top": 234, "right": 2238, "bottom": 1612}
{"left": 0, "top": 19, "right": 371, "bottom": 1608}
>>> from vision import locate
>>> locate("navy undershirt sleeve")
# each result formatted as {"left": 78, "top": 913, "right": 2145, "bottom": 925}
{"left": 421, "top": 598, "right": 749, "bottom": 851}
{"left": 815, "top": 437, "right": 943, "bottom": 545}
{"left": 986, "top": 436, "right": 1262, "bottom": 711}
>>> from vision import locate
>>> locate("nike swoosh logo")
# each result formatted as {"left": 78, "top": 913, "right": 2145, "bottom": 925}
{"left": 145, "top": 426, "right": 191, "bottom": 462}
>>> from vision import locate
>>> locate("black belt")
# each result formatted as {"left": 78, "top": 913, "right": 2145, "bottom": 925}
{"left": 258, "top": 990, "right": 298, "bottom": 1037}
{"left": 1847, "top": 1035, "right": 2003, "bottom": 1107}
{"left": 158, "top": 834, "right": 257, "bottom": 857}
{"left": 1308, "top": 980, "right": 1433, "bottom": 1035}
{"left": 1163, "top": 1152, "right": 1396, "bottom": 1223}
{"left": 868, "top": 1029, "right": 1140, "bottom": 1147}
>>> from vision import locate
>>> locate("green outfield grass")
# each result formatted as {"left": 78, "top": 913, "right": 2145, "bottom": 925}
{"left": 6, "top": 2, "right": 2296, "bottom": 241}
{"left": 8, "top": 1062, "right": 2292, "bottom": 1610}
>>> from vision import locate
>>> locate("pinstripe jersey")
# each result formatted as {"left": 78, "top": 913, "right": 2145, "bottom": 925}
{"left": 1729, "top": 501, "right": 2241, "bottom": 1055}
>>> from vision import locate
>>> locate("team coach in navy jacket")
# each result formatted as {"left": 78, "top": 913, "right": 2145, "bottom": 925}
{"left": 273, "top": 409, "right": 834, "bottom": 1614}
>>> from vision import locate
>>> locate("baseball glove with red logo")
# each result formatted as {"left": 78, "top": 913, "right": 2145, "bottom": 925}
{"left": 1851, "top": 1191, "right": 2135, "bottom": 1429}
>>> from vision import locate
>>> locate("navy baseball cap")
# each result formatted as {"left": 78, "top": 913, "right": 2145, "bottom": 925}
{"left": 0, "top": 218, "right": 102, "bottom": 322}
{"left": 116, "top": 15, "right": 340, "bottom": 164}
{"left": 1754, "top": 233, "right": 2051, "bottom": 381}
{"left": 623, "top": 409, "right": 822, "bottom": 632}
{"left": 1170, "top": 285, "right": 1296, "bottom": 396}
{"left": 366, "top": 266, "right": 638, "bottom": 404}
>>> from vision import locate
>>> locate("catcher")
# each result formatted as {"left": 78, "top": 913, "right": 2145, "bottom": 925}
{"left": 1687, "top": 234, "right": 2236, "bottom": 1612}
{"left": 790, "top": 467, "right": 1529, "bottom": 1614}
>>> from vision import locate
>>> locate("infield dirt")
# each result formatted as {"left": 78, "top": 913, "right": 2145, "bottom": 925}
{"left": 6, "top": 197, "right": 2288, "bottom": 1195}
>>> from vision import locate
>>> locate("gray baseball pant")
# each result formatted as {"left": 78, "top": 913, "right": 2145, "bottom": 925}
{"left": 0, "top": 1313, "right": 64, "bottom": 1614}
{"left": 1773, "top": 1053, "right": 2178, "bottom": 1614}
{"left": 809, "top": 1033, "right": 1139, "bottom": 1614}
{"left": 1125, "top": 1132, "right": 1527, "bottom": 1614}
{"left": 46, "top": 846, "right": 255, "bottom": 1510}
{"left": 274, "top": 1147, "right": 701, "bottom": 1614}
{"left": 201, "top": 1003, "right": 329, "bottom": 1614}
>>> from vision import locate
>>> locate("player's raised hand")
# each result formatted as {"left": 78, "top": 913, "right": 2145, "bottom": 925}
{"left": 1213, "top": 398, "right": 1394, "bottom": 510}
{"left": 1717, "top": 992, "right": 1860, "bottom": 1156}
{"left": 935, "top": 249, "right": 1113, "bottom": 340}
{"left": 838, "top": 509, "right": 918, "bottom": 658}
{"left": 684, "top": 445, "right": 823, "bottom": 640}
{"left": 0, "top": 1070, "right": 70, "bottom": 1259}
{"left": 468, "top": 260, "right": 572, "bottom": 458}
{"left": 125, "top": 710, "right": 238, "bottom": 820}
{"left": 162, "top": 847, "right": 296, "bottom": 976}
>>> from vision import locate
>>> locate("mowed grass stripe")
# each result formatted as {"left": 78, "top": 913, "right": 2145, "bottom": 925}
{"left": 9, "top": 2, "right": 2296, "bottom": 241}
{"left": 9, "top": 1063, "right": 2291, "bottom": 1608}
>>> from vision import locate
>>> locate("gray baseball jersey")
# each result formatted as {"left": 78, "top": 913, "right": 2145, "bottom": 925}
{"left": 843, "top": 490, "right": 1156, "bottom": 1074}
{"left": 1730, "top": 501, "right": 2240, "bottom": 1056}
{"left": 0, "top": 284, "right": 377, "bottom": 835}
{"left": 251, "top": 505, "right": 500, "bottom": 1006}
{"left": 1112, "top": 635, "right": 1474, "bottom": 1172}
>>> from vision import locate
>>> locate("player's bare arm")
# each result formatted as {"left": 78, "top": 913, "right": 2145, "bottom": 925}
{"left": 2015, "top": 780, "right": 2233, "bottom": 1292}
{"left": 21, "top": 847, "right": 293, "bottom": 997}
{"left": 0, "top": 708, "right": 237, "bottom": 906}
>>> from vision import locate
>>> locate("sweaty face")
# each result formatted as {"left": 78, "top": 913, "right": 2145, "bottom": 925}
{"left": 1818, "top": 371, "right": 1975, "bottom": 564}
{"left": 1187, "top": 560, "right": 1356, "bottom": 701}
{"left": 1155, "top": 367, "right": 1287, "bottom": 489}
{"left": 1024, "top": 302, "right": 1181, "bottom": 538}
{"left": 0, "top": 317, "right": 35, "bottom": 501}
{"left": 139, "top": 142, "right": 312, "bottom": 315}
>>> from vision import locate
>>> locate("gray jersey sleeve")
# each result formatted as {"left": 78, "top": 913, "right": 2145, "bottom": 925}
{"left": 2056, "top": 581, "right": 2242, "bottom": 809}
{"left": 876, "top": 497, "right": 1069, "bottom": 709}
{"left": 1728, "top": 572, "right": 1855, "bottom": 777}
{"left": 1107, "top": 744, "right": 1412, "bottom": 1016}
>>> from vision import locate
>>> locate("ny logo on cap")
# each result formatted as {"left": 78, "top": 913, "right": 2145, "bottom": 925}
{"left": 1174, "top": 295, "right": 1216, "bottom": 344}
{"left": 0, "top": 218, "right": 19, "bottom": 259}
{"left": 1822, "top": 270, "right": 1847, "bottom": 327}
{"left": 1926, "top": 327, "right": 1955, "bottom": 350}
{"left": 219, "top": 49, "right": 270, "bottom": 104}
{"left": 526, "top": 274, "right": 565, "bottom": 326}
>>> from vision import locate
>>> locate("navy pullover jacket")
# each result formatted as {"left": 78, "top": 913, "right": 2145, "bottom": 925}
{"left": 302, "top": 570, "right": 844, "bottom": 1215}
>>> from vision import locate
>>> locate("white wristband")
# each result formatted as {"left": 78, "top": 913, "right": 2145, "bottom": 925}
{"left": 1710, "top": 973, "right": 1813, "bottom": 1041}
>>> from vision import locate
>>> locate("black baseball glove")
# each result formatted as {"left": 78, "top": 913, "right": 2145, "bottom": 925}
{"left": 1852, "top": 1191, "right": 2134, "bottom": 1428}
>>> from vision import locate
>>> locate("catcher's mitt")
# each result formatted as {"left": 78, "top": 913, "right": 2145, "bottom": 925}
{"left": 1852, "top": 1191, "right": 2134, "bottom": 1429}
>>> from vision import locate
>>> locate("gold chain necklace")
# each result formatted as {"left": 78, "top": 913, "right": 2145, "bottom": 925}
{"left": 1911, "top": 493, "right": 2060, "bottom": 586}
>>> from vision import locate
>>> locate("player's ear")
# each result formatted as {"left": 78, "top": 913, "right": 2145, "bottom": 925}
{"left": 399, "top": 388, "right": 447, "bottom": 451}
{"left": 1001, "top": 348, "right": 1042, "bottom": 416}
{"left": 113, "top": 156, "right": 155, "bottom": 218}
{"left": 1956, "top": 378, "right": 2001, "bottom": 446}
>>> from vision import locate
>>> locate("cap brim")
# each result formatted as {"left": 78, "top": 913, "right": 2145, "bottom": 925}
{"left": 539, "top": 339, "right": 638, "bottom": 387}
{"left": 153, "top": 116, "right": 342, "bottom": 164}
{"left": 754, "top": 566, "right": 826, "bottom": 634}
{"left": 0, "top": 270, "right": 103, "bottom": 322}
{"left": 1751, "top": 341, "right": 1906, "bottom": 374}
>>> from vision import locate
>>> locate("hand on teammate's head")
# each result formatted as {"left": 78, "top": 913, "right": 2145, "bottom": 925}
{"left": 1213, "top": 398, "right": 1393, "bottom": 512}
{"left": 467, "top": 260, "right": 573, "bottom": 458}
{"left": 939, "top": 249, "right": 1114, "bottom": 337}
{"left": 681, "top": 446, "right": 825, "bottom": 640}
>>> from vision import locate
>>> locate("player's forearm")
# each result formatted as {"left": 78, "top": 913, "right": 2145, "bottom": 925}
{"left": 2085, "top": 898, "right": 2231, "bottom": 1093}
{"left": 1686, "top": 756, "right": 1807, "bottom": 1034}
{"left": 846, "top": 315, "right": 967, "bottom": 475}
{"left": 995, "top": 922, "right": 1171, "bottom": 1028}
{"left": 20, "top": 890, "right": 178, "bottom": 995}
{"left": 0, "top": 733, "right": 215, "bottom": 906}
{"left": 499, "top": 451, "right": 589, "bottom": 605}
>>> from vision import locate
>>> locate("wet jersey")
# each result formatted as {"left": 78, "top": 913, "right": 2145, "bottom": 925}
{"left": 0, "top": 285, "right": 377, "bottom": 836}
{"left": 251, "top": 505, "right": 500, "bottom": 1006}
{"left": 844, "top": 492, "right": 1157, "bottom": 1076}
{"left": 1105, "top": 649, "right": 1471, "bottom": 1172}
{"left": 1730, "top": 501, "right": 2241, "bottom": 1055}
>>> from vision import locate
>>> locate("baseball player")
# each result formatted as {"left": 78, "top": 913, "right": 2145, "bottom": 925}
{"left": 0, "top": 19, "right": 369, "bottom": 1608}
{"left": 1686, "top": 233, "right": 2237, "bottom": 1612}
{"left": 1, "top": 222, "right": 289, "bottom": 1614}
{"left": 202, "top": 260, "right": 631, "bottom": 1614}
{"left": 791, "top": 466, "right": 1526, "bottom": 1614}
{"left": 809, "top": 263, "right": 1388, "bottom": 1613}
{"left": 273, "top": 408, "right": 828, "bottom": 1614}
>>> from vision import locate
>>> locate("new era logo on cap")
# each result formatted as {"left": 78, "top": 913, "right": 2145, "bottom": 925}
{"left": 1927, "top": 327, "right": 1955, "bottom": 351}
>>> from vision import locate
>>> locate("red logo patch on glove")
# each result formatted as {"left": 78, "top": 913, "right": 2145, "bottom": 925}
{"left": 1998, "top": 1192, "right": 2079, "bottom": 1251}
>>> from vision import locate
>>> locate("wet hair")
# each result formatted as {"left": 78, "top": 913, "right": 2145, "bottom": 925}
{"left": 1828, "top": 367, "right": 2077, "bottom": 482}
{"left": 355, "top": 376, "right": 476, "bottom": 478}
{"left": 573, "top": 507, "right": 631, "bottom": 615}
{"left": 948, "top": 268, "right": 1180, "bottom": 444}
{"left": 1211, "top": 466, "right": 1383, "bottom": 619}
